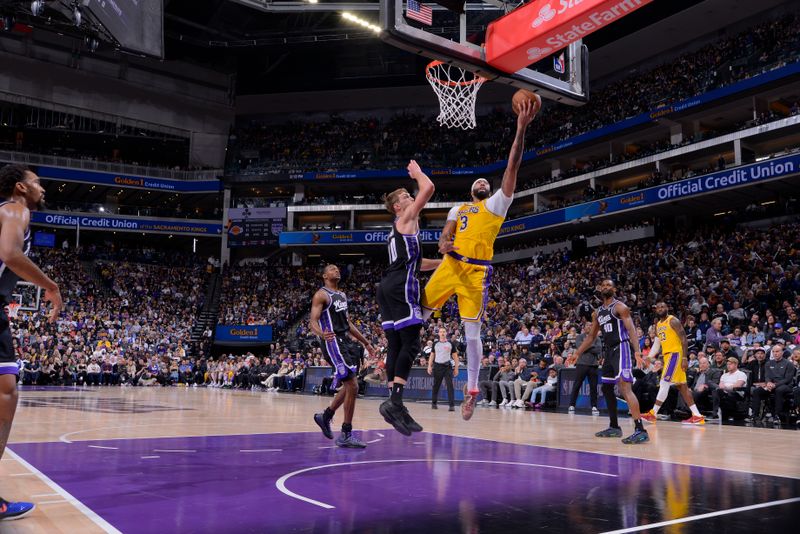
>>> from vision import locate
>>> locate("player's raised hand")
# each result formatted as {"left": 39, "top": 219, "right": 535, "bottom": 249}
{"left": 44, "top": 285, "right": 63, "bottom": 323}
{"left": 407, "top": 160, "right": 424, "bottom": 180}
{"left": 516, "top": 96, "right": 540, "bottom": 130}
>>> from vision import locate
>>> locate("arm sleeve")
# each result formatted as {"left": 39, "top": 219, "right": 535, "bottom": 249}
{"left": 446, "top": 205, "right": 460, "bottom": 222}
{"left": 484, "top": 190, "right": 513, "bottom": 218}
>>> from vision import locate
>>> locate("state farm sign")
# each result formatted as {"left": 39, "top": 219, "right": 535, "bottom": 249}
{"left": 486, "top": 0, "right": 653, "bottom": 74}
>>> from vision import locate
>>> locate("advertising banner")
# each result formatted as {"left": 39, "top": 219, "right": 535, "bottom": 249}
{"left": 280, "top": 153, "right": 798, "bottom": 246}
{"left": 486, "top": 0, "right": 653, "bottom": 72}
{"left": 304, "top": 367, "right": 489, "bottom": 401}
{"left": 280, "top": 229, "right": 442, "bottom": 246}
{"left": 37, "top": 166, "right": 221, "bottom": 193}
{"left": 31, "top": 212, "right": 223, "bottom": 237}
{"left": 215, "top": 325, "right": 273, "bottom": 343}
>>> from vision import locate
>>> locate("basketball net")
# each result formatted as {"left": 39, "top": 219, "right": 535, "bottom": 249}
{"left": 426, "top": 61, "right": 486, "bottom": 130}
{"left": 6, "top": 302, "right": 20, "bottom": 319}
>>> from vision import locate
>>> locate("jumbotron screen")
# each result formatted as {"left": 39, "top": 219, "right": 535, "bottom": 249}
{"left": 85, "top": 0, "right": 164, "bottom": 58}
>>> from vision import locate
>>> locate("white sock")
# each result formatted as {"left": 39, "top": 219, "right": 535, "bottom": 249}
{"left": 464, "top": 321, "right": 482, "bottom": 391}
{"left": 690, "top": 404, "right": 701, "bottom": 417}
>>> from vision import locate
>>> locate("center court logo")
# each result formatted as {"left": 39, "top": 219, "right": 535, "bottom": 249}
{"left": 531, "top": 4, "right": 557, "bottom": 27}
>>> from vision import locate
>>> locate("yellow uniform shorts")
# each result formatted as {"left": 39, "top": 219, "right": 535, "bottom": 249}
{"left": 420, "top": 255, "right": 493, "bottom": 322}
{"left": 661, "top": 352, "right": 687, "bottom": 384}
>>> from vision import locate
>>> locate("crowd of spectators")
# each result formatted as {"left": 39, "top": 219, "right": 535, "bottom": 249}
{"left": 287, "top": 220, "right": 800, "bottom": 425}
{"left": 15, "top": 246, "right": 212, "bottom": 387}
{"left": 13, "top": 217, "right": 800, "bottom": 426}
{"left": 228, "top": 13, "right": 800, "bottom": 175}
{"left": 217, "top": 263, "right": 319, "bottom": 339}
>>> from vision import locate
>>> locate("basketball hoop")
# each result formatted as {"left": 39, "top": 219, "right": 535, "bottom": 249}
{"left": 6, "top": 302, "right": 20, "bottom": 319}
{"left": 426, "top": 61, "right": 486, "bottom": 130}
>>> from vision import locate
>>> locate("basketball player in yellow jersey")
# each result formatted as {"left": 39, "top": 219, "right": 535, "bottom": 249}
{"left": 421, "top": 97, "right": 540, "bottom": 421}
{"left": 642, "top": 302, "right": 705, "bottom": 425}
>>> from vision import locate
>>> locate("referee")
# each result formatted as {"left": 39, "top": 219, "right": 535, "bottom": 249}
{"left": 428, "top": 327, "right": 459, "bottom": 411}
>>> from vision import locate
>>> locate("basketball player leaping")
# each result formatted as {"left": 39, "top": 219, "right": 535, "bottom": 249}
{"left": 311, "top": 264, "right": 377, "bottom": 448}
{"left": 420, "top": 97, "right": 539, "bottom": 421}
{"left": 0, "top": 164, "right": 63, "bottom": 519}
{"left": 641, "top": 302, "right": 705, "bottom": 425}
{"left": 573, "top": 279, "right": 649, "bottom": 444}
{"left": 377, "top": 160, "right": 442, "bottom": 436}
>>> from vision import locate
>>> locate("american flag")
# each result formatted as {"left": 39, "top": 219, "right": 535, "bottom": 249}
{"left": 407, "top": 0, "right": 433, "bottom": 26}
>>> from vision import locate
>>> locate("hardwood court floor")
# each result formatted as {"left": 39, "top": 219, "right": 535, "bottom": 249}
{"left": 3, "top": 386, "right": 799, "bottom": 533}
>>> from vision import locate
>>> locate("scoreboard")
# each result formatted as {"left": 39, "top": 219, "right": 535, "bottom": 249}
{"left": 226, "top": 207, "right": 286, "bottom": 247}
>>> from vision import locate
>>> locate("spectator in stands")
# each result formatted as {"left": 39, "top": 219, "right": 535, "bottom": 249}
{"left": 749, "top": 344, "right": 796, "bottom": 424}
{"left": 512, "top": 359, "right": 536, "bottom": 408}
{"left": 86, "top": 360, "right": 101, "bottom": 386}
{"left": 497, "top": 363, "right": 517, "bottom": 407}
{"left": 514, "top": 326, "right": 533, "bottom": 348}
{"left": 746, "top": 348, "right": 768, "bottom": 389}
{"left": 706, "top": 319, "right": 724, "bottom": 348}
{"left": 686, "top": 357, "right": 721, "bottom": 413}
{"left": 633, "top": 360, "right": 662, "bottom": 415}
{"left": 708, "top": 357, "right": 748, "bottom": 420}
{"left": 529, "top": 368, "right": 558, "bottom": 409}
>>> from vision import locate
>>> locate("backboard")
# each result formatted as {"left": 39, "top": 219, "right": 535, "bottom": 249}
{"left": 379, "top": 0, "right": 590, "bottom": 105}
{"left": 12, "top": 281, "right": 41, "bottom": 312}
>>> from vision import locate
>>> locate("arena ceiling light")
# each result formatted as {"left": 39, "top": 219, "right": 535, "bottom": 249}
{"left": 341, "top": 11, "right": 381, "bottom": 34}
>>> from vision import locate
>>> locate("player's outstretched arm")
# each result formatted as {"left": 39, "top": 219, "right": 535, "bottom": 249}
{"left": 400, "top": 159, "right": 435, "bottom": 223}
{"left": 501, "top": 97, "right": 540, "bottom": 198}
{"left": 420, "top": 258, "right": 442, "bottom": 271}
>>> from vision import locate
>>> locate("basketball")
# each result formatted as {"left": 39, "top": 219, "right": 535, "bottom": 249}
{"left": 512, "top": 89, "right": 541, "bottom": 116}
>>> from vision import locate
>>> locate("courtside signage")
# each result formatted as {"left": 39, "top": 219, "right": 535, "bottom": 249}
{"left": 215, "top": 325, "right": 273, "bottom": 343}
{"left": 37, "top": 166, "right": 222, "bottom": 193}
{"left": 486, "top": 0, "right": 654, "bottom": 73}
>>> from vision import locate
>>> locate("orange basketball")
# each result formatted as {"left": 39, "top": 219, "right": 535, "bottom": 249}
{"left": 512, "top": 89, "right": 541, "bottom": 116}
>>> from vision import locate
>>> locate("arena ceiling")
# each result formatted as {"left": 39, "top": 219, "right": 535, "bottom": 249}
{"left": 165, "top": 0, "right": 709, "bottom": 94}
{"left": 0, "top": 0, "right": 794, "bottom": 94}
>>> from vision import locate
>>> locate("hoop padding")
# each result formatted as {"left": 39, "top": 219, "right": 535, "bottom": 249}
{"left": 426, "top": 61, "right": 486, "bottom": 130}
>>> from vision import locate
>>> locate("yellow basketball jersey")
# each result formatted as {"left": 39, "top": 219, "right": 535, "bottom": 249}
{"left": 656, "top": 315, "right": 682, "bottom": 355}
{"left": 452, "top": 200, "right": 504, "bottom": 261}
